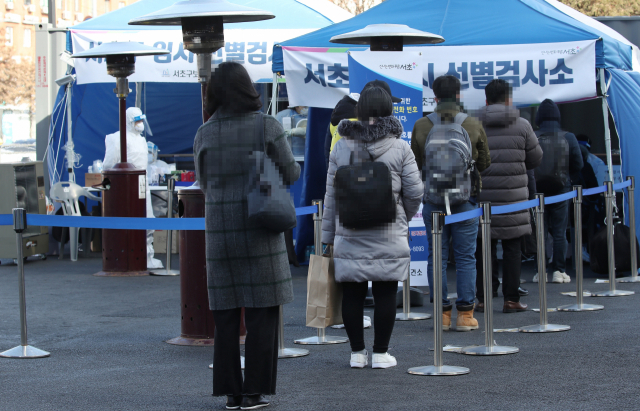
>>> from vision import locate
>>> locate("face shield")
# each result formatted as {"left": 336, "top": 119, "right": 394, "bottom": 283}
{"left": 133, "top": 113, "right": 153, "bottom": 136}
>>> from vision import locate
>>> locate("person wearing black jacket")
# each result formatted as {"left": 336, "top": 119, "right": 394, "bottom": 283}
{"left": 533, "top": 99, "right": 583, "bottom": 284}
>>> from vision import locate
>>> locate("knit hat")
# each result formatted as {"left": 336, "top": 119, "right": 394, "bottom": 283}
{"left": 535, "top": 98, "right": 561, "bottom": 126}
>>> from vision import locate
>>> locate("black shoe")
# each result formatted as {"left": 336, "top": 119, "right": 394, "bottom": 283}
{"left": 226, "top": 395, "right": 242, "bottom": 410}
{"left": 241, "top": 395, "right": 270, "bottom": 410}
{"left": 518, "top": 287, "right": 529, "bottom": 297}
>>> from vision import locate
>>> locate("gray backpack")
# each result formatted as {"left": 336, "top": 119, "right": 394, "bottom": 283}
{"left": 423, "top": 112, "right": 475, "bottom": 214}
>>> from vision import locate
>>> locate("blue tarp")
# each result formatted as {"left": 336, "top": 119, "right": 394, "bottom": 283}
{"left": 604, "top": 69, "right": 640, "bottom": 244}
{"left": 272, "top": 0, "right": 633, "bottom": 73}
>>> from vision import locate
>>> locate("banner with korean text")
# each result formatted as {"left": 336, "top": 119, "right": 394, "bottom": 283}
{"left": 283, "top": 40, "right": 597, "bottom": 110}
{"left": 71, "top": 28, "right": 314, "bottom": 85}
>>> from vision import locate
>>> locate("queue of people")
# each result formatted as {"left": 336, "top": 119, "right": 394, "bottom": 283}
{"left": 195, "top": 64, "right": 588, "bottom": 409}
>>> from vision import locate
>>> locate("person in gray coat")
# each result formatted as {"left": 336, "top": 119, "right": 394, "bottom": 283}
{"left": 321, "top": 86, "right": 423, "bottom": 369}
{"left": 475, "top": 79, "right": 543, "bottom": 313}
{"left": 193, "top": 62, "right": 300, "bottom": 410}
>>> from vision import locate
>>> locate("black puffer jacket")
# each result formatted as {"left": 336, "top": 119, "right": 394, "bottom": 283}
{"left": 477, "top": 104, "right": 543, "bottom": 240}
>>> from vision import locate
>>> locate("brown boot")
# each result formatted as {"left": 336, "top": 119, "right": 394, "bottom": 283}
{"left": 456, "top": 305, "right": 479, "bottom": 331}
{"left": 443, "top": 305, "right": 452, "bottom": 331}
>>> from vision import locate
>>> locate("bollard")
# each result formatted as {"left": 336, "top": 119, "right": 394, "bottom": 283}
{"left": 594, "top": 181, "right": 634, "bottom": 296}
{"left": 0, "top": 208, "right": 50, "bottom": 359}
{"left": 519, "top": 195, "right": 570, "bottom": 333}
{"left": 462, "top": 203, "right": 518, "bottom": 355}
{"left": 396, "top": 263, "right": 430, "bottom": 321}
{"left": 278, "top": 305, "right": 309, "bottom": 358}
{"left": 151, "top": 178, "right": 180, "bottom": 276}
{"left": 295, "top": 200, "right": 348, "bottom": 345}
{"left": 408, "top": 212, "right": 469, "bottom": 376}
{"left": 558, "top": 187, "right": 603, "bottom": 311}
{"left": 618, "top": 176, "right": 640, "bottom": 283}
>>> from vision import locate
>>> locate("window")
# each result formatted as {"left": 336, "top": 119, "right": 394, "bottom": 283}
{"left": 104, "top": 0, "right": 109, "bottom": 12}
{"left": 5, "top": 27, "right": 13, "bottom": 46}
{"left": 56, "top": 0, "right": 61, "bottom": 9}
{"left": 40, "top": 0, "right": 47, "bottom": 13}
{"left": 74, "top": 0, "right": 78, "bottom": 11}
{"left": 24, "top": 0, "right": 32, "bottom": 5}
{"left": 118, "top": 1, "right": 124, "bottom": 9}
{"left": 23, "top": 28, "right": 31, "bottom": 47}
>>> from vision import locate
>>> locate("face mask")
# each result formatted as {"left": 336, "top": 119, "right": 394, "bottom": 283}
{"left": 298, "top": 107, "right": 309, "bottom": 116}
{"left": 134, "top": 123, "right": 145, "bottom": 133}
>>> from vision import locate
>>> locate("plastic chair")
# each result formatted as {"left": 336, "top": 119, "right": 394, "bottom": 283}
{"left": 50, "top": 181, "right": 102, "bottom": 262}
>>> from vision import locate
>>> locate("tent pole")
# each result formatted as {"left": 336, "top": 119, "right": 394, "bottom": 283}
{"left": 135, "top": 83, "right": 142, "bottom": 109}
{"left": 271, "top": 73, "right": 279, "bottom": 117}
{"left": 600, "top": 68, "right": 615, "bottom": 184}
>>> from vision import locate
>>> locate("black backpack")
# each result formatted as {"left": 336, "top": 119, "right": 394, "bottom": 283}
{"left": 589, "top": 221, "right": 640, "bottom": 276}
{"left": 534, "top": 131, "right": 569, "bottom": 196}
{"left": 334, "top": 144, "right": 396, "bottom": 229}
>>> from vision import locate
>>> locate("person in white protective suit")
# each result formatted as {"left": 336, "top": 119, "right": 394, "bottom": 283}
{"left": 103, "top": 107, "right": 164, "bottom": 269}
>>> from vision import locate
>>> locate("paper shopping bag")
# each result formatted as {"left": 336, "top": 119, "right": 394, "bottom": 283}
{"left": 305, "top": 252, "right": 343, "bottom": 328}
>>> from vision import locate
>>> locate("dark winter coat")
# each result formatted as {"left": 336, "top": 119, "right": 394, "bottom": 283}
{"left": 193, "top": 110, "right": 301, "bottom": 310}
{"left": 477, "top": 104, "right": 543, "bottom": 240}
{"left": 321, "top": 116, "right": 423, "bottom": 283}
{"left": 535, "top": 121, "right": 584, "bottom": 192}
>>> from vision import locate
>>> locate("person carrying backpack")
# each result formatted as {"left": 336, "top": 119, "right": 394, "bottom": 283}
{"left": 322, "top": 86, "right": 423, "bottom": 369}
{"left": 411, "top": 75, "right": 490, "bottom": 331}
{"left": 533, "top": 99, "right": 583, "bottom": 283}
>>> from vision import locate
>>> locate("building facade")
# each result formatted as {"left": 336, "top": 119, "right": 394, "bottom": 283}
{"left": 2, "top": 0, "right": 140, "bottom": 61}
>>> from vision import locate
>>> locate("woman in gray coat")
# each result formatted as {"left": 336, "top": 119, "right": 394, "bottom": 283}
{"left": 194, "top": 62, "right": 300, "bottom": 410}
{"left": 321, "top": 86, "right": 423, "bottom": 369}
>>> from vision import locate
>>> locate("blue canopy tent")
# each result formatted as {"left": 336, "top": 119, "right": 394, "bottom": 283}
{"left": 48, "top": 0, "right": 351, "bottom": 215}
{"left": 273, "top": 0, "right": 640, "bottom": 260}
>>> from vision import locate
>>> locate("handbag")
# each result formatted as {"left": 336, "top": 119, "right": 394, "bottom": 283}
{"left": 247, "top": 112, "right": 297, "bottom": 233}
{"left": 306, "top": 246, "right": 343, "bottom": 328}
{"left": 589, "top": 220, "right": 640, "bottom": 276}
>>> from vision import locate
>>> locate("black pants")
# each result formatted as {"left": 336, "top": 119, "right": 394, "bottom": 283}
{"left": 342, "top": 281, "right": 398, "bottom": 353}
{"left": 211, "top": 306, "right": 279, "bottom": 397}
{"left": 476, "top": 237, "right": 522, "bottom": 303}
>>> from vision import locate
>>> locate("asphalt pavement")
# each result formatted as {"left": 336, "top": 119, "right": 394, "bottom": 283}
{"left": 1, "top": 253, "right": 639, "bottom": 410}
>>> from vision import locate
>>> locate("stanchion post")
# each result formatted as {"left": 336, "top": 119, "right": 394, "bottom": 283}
{"left": 519, "top": 195, "right": 570, "bottom": 333}
{"left": 294, "top": 200, "right": 348, "bottom": 345}
{"left": 396, "top": 256, "right": 430, "bottom": 321}
{"left": 558, "top": 187, "right": 603, "bottom": 311}
{"left": 0, "top": 209, "right": 50, "bottom": 359}
{"left": 278, "top": 305, "right": 309, "bottom": 358}
{"left": 151, "top": 178, "right": 180, "bottom": 276}
{"left": 618, "top": 176, "right": 640, "bottom": 283}
{"left": 408, "top": 212, "right": 469, "bottom": 375}
{"left": 594, "top": 181, "right": 634, "bottom": 296}
{"left": 462, "top": 203, "right": 518, "bottom": 355}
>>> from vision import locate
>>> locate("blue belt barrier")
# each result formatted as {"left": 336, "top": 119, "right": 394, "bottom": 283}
{"left": 583, "top": 185, "right": 607, "bottom": 196}
{"left": 296, "top": 206, "right": 318, "bottom": 216}
{"left": 26, "top": 214, "right": 206, "bottom": 231}
{"left": 614, "top": 179, "right": 632, "bottom": 190}
{"left": 0, "top": 214, "right": 12, "bottom": 226}
{"left": 545, "top": 190, "right": 577, "bottom": 205}
{"left": 492, "top": 198, "right": 540, "bottom": 215}
{"left": 444, "top": 207, "right": 483, "bottom": 225}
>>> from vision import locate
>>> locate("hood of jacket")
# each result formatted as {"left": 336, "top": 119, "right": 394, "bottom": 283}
{"left": 331, "top": 94, "right": 358, "bottom": 126}
{"left": 477, "top": 104, "right": 520, "bottom": 128}
{"left": 337, "top": 116, "right": 403, "bottom": 160}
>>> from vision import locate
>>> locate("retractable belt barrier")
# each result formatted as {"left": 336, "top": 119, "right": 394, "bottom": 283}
{"left": 0, "top": 180, "right": 633, "bottom": 229}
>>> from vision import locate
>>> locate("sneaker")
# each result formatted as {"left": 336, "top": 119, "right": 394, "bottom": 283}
{"left": 561, "top": 272, "right": 571, "bottom": 283}
{"left": 240, "top": 395, "right": 269, "bottom": 410}
{"left": 350, "top": 350, "right": 368, "bottom": 368}
{"left": 532, "top": 273, "right": 547, "bottom": 283}
{"left": 372, "top": 352, "right": 397, "bottom": 369}
{"left": 551, "top": 271, "right": 564, "bottom": 283}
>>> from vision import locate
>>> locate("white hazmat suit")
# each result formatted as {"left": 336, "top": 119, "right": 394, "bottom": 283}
{"left": 103, "top": 107, "right": 163, "bottom": 269}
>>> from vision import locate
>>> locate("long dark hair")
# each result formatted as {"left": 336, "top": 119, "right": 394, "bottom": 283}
{"left": 356, "top": 86, "right": 393, "bottom": 121}
{"left": 205, "top": 62, "right": 262, "bottom": 115}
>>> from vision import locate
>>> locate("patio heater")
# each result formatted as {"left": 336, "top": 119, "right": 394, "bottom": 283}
{"left": 330, "top": 24, "right": 443, "bottom": 322}
{"left": 128, "top": 0, "right": 275, "bottom": 122}
{"left": 71, "top": 43, "right": 170, "bottom": 277}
